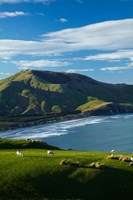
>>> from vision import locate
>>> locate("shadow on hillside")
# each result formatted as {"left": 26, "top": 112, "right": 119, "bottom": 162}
{"left": 1, "top": 165, "right": 133, "bottom": 200}
{"left": 28, "top": 167, "right": 133, "bottom": 200}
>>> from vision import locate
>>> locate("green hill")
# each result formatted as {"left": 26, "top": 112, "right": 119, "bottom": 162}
{"left": 0, "top": 139, "right": 133, "bottom": 200}
{"left": 0, "top": 138, "right": 60, "bottom": 150}
{"left": 0, "top": 69, "right": 133, "bottom": 117}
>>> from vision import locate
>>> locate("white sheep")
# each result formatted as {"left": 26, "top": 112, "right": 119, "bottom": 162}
{"left": 47, "top": 150, "right": 54, "bottom": 156}
{"left": 110, "top": 149, "right": 115, "bottom": 153}
{"left": 131, "top": 157, "right": 133, "bottom": 162}
{"left": 16, "top": 151, "right": 23, "bottom": 157}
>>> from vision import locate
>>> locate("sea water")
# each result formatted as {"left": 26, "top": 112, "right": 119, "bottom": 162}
{"left": 1, "top": 114, "right": 133, "bottom": 153}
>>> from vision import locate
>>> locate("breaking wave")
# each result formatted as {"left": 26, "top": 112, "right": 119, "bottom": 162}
{"left": 1, "top": 114, "right": 133, "bottom": 140}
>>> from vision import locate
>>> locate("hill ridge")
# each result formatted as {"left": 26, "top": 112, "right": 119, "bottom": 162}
{"left": 0, "top": 69, "right": 133, "bottom": 117}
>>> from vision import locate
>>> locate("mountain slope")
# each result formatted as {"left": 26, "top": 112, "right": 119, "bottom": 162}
{"left": 0, "top": 69, "right": 133, "bottom": 117}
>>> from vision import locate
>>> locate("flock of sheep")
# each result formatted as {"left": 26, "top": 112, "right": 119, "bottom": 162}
{"left": 107, "top": 149, "right": 133, "bottom": 166}
{"left": 16, "top": 148, "right": 133, "bottom": 168}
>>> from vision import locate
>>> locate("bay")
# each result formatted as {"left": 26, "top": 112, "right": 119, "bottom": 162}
{"left": 1, "top": 114, "right": 133, "bottom": 153}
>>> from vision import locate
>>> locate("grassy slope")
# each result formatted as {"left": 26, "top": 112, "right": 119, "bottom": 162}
{"left": 0, "top": 139, "right": 133, "bottom": 200}
{"left": 0, "top": 70, "right": 85, "bottom": 115}
{"left": 76, "top": 97, "right": 110, "bottom": 112}
{"left": 0, "top": 138, "right": 60, "bottom": 150}
{"left": 1, "top": 70, "right": 133, "bottom": 117}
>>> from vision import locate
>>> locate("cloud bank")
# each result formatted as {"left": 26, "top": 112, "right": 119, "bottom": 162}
{"left": 101, "top": 62, "right": 133, "bottom": 71}
{"left": 0, "top": 19, "right": 132, "bottom": 61}
{"left": 85, "top": 50, "right": 133, "bottom": 62}
{"left": 42, "top": 18, "right": 133, "bottom": 51}
{"left": 12, "top": 59, "right": 70, "bottom": 68}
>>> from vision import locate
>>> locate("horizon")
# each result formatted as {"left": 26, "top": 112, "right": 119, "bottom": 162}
{"left": 0, "top": 0, "right": 133, "bottom": 84}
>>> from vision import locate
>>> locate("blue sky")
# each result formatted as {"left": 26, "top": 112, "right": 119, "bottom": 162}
{"left": 0, "top": 0, "right": 133, "bottom": 83}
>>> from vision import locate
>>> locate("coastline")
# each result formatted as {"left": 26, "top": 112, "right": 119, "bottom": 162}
{"left": 0, "top": 112, "right": 85, "bottom": 131}
{"left": 1, "top": 104, "right": 133, "bottom": 132}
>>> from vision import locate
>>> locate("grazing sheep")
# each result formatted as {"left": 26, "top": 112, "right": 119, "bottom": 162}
{"left": 129, "top": 162, "right": 133, "bottom": 166}
{"left": 95, "top": 162, "right": 107, "bottom": 169}
{"left": 130, "top": 157, "right": 133, "bottom": 162}
{"left": 118, "top": 155, "right": 125, "bottom": 161}
{"left": 60, "top": 159, "right": 67, "bottom": 166}
{"left": 47, "top": 150, "right": 54, "bottom": 155}
{"left": 60, "top": 159, "right": 80, "bottom": 167}
{"left": 90, "top": 162, "right": 108, "bottom": 169}
{"left": 107, "top": 154, "right": 133, "bottom": 163}
{"left": 16, "top": 151, "right": 23, "bottom": 157}
{"left": 110, "top": 149, "right": 115, "bottom": 153}
{"left": 122, "top": 156, "right": 133, "bottom": 162}
{"left": 106, "top": 154, "right": 119, "bottom": 160}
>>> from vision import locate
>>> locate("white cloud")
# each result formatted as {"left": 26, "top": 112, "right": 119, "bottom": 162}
{"left": 85, "top": 50, "right": 133, "bottom": 61}
{"left": 100, "top": 63, "right": 133, "bottom": 71}
{"left": 66, "top": 68, "right": 94, "bottom": 73}
{"left": 42, "top": 19, "right": 133, "bottom": 52}
{"left": 58, "top": 18, "right": 68, "bottom": 23}
{"left": 0, "top": 40, "right": 52, "bottom": 59}
{"left": 0, "top": 19, "right": 133, "bottom": 59}
{"left": 0, "top": 0, "right": 55, "bottom": 4}
{"left": 0, "top": 11, "right": 28, "bottom": 18}
{"left": 12, "top": 59, "right": 70, "bottom": 68}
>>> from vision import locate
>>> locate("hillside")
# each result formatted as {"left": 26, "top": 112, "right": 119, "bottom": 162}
{"left": 1, "top": 139, "right": 133, "bottom": 200}
{"left": 0, "top": 138, "right": 60, "bottom": 150}
{"left": 0, "top": 69, "right": 133, "bottom": 117}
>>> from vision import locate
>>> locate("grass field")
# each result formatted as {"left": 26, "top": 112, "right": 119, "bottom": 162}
{"left": 1, "top": 141, "right": 133, "bottom": 200}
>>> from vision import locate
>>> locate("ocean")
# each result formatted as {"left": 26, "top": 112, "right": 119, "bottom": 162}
{"left": 1, "top": 114, "right": 133, "bottom": 153}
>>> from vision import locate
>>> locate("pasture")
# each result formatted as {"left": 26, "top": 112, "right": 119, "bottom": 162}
{"left": 1, "top": 146, "right": 133, "bottom": 200}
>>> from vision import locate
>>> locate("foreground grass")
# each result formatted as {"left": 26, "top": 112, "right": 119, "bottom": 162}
{"left": 1, "top": 148, "right": 133, "bottom": 200}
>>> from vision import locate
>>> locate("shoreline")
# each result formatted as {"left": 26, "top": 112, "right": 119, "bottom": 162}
{"left": 0, "top": 112, "right": 86, "bottom": 131}
{"left": 1, "top": 110, "right": 133, "bottom": 132}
